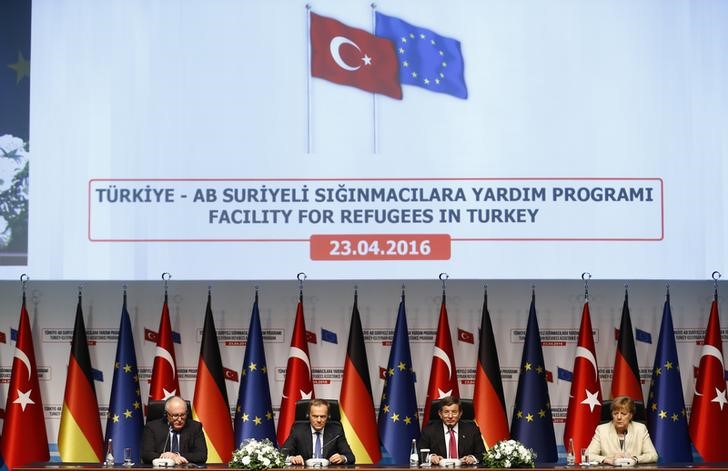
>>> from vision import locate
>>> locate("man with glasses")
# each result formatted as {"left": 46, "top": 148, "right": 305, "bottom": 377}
{"left": 141, "top": 396, "right": 207, "bottom": 465}
{"left": 419, "top": 396, "right": 484, "bottom": 465}
{"left": 281, "top": 399, "right": 355, "bottom": 465}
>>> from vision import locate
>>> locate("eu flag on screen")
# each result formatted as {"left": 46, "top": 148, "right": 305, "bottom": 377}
{"left": 0, "top": 0, "right": 31, "bottom": 142}
{"left": 511, "top": 292, "right": 557, "bottom": 462}
{"left": 378, "top": 295, "right": 420, "bottom": 464}
{"left": 645, "top": 296, "right": 692, "bottom": 463}
{"left": 375, "top": 12, "right": 467, "bottom": 99}
{"left": 321, "top": 328, "right": 338, "bottom": 344}
{"left": 104, "top": 293, "right": 143, "bottom": 463}
{"left": 557, "top": 367, "right": 572, "bottom": 382}
{"left": 635, "top": 328, "right": 652, "bottom": 344}
{"left": 234, "top": 292, "right": 276, "bottom": 446}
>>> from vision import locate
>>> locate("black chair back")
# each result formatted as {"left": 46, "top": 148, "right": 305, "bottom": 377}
{"left": 428, "top": 398, "right": 474, "bottom": 423}
{"left": 294, "top": 399, "right": 341, "bottom": 422}
{"left": 600, "top": 400, "right": 647, "bottom": 423}
{"left": 146, "top": 399, "right": 192, "bottom": 424}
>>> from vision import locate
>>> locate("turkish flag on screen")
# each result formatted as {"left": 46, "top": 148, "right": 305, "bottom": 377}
{"left": 310, "top": 12, "right": 402, "bottom": 99}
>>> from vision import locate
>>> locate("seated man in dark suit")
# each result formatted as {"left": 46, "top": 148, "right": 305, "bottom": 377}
{"left": 419, "top": 396, "right": 485, "bottom": 465}
{"left": 141, "top": 396, "right": 207, "bottom": 465}
{"left": 281, "top": 398, "right": 355, "bottom": 465}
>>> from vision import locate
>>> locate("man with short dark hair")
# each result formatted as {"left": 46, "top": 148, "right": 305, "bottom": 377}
{"left": 281, "top": 399, "right": 355, "bottom": 465}
{"left": 141, "top": 396, "right": 207, "bottom": 465}
{"left": 419, "top": 396, "right": 485, "bottom": 465}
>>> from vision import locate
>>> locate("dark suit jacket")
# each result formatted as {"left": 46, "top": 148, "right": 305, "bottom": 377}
{"left": 419, "top": 420, "right": 485, "bottom": 460}
{"left": 281, "top": 422, "right": 355, "bottom": 464}
{"left": 141, "top": 418, "right": 208, "bottom": 464}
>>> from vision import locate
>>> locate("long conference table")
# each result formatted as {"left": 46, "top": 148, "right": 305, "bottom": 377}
{"left": 14, "top": 464, "right": 728, "bottom": 471}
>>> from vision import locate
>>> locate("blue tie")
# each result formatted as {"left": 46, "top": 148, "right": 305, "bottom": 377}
{"left": 314, "top": 432, "right": 322, "bottom": 459}
{"left": 171, "top": 432, "right": 180, "bottom": 453}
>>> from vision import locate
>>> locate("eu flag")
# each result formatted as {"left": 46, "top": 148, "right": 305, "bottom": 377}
{"left": 510, "top": 291, "right": 557, "bottom": 462}
{"left": 375, "top": 12, "right": 467, "bottom": 99}
{"left": 0, "top": 0, "right": 30, "bottom": 141}
{"left": 646, "top": 294, "right": 692, "bottom": 463}
{"left": 104, "top": 292, "right": 143, "bottom": 463}
{"left": 234, "top": 291, "right": 276, "bottom": 446}
{"left": 378, "top": 294, "right": 420, "bottom": 464}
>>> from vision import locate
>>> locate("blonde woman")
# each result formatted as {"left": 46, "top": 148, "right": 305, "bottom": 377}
{"left": 586, "top": 396, "right": 658, "bottom": 465}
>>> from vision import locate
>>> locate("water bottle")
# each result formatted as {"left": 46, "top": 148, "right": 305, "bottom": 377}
{"left": 409, "top": 439, "right": 419, "bottom": 467}
{"left": 105, "top": 438, "right": 115, "bottom": 466}
{"left": 566, "top": 438, "right": 575, "bottom": 466}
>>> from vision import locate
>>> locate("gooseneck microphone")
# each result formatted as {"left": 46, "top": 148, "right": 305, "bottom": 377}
{"left": 320, "top": 434, "right": 341, "bottom": 457}
{"left": 162, "top": 425, "right": 173, "bottom": 454}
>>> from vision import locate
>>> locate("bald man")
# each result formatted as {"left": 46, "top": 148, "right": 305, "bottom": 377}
{"left": 141, "top": 396, "right": 207, "bottom": 465}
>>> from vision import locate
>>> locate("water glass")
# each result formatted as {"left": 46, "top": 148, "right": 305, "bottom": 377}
{"left": 580, "top": 448, "right": 589, "bottom": 466}
{"left": 419, "top": 448, "right": 431, "bottom": 467}
{"left": 123, "top": 447, "right": 133, "bottom": 466}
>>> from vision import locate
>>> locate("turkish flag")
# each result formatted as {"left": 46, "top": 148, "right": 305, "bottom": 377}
{"left": 0, "top": 294, "right": 50, "bottom": 468}
{"left": 276, "top": 297, "right": 314, "bottom": 445}
{"left": 310, "top": 12, "right": 402, "bottom": 99}
{"left": 457, "top": 328, "right": 474, "bottom": 344}
{"left": 688, "top": 298, "right": 728, "bottom": 461}
{"left": 563, "top": 302, "right": 602, "bottom": 463}
{"left": 422, "top": 296, "right": 459, "bottom": 427}
{"left": 144, "top": 328, "right": 159, "bottom": 343}
{"left": 223, "top": 367, "right": 239, "bottom": 382}
{"left": 148, "top": 294, "right": 180, "bottom": 401}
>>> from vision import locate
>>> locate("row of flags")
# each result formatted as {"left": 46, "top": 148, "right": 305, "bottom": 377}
{"left": 1, "top": 286, "right": 727, "bottom": 468}
{"left": 310, "top": 10, "right": 468, "bottom": 100}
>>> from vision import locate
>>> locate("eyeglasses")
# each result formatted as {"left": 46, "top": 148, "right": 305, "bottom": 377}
{"left": 440, "top": 411, "right": 461, "bottom": 417}
{"left": 166, "top": 412, "right": 187, "bottom": 420}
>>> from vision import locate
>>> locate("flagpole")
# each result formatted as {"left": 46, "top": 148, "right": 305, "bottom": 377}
{"left": 298, "top": 272, "right": 307, "bottom": 302}
{"left": 306, "top": 4, "right": 312, "bottom": 154}
{"left": 162, "top": 272, "right": 171, "bottom": 300}
{"left": 20, "top": 272, "right": 28, "bottom": 302}
{"left": 371, "top": 3, "right": 378, "bottom": 154}
{"left": 581, "top": 271, "right": 591, "bottom": 300}
{"left": 712, "top": 270, "right": 721, "bottom": 300}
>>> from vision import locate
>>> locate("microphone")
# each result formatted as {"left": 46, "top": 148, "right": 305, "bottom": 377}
{"left": 162, "top": 425, "right": 173, "bottom": 454}
{"left": 620, "top": 429, "right": 627, "bottom": 452}
{"left": 320, "top": 434, "right": 341, "bottom": 457}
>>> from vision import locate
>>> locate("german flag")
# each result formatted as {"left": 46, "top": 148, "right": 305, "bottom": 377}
{"left": 340, "top": 291, "right": 380, "bottom": 464}
{"left": 58, "top": 293, "right": 104, "bottom": 462}
{"left": 610, "top": 289, "right": 643, "bottom": 401}
{"left": 192, "top": 292, "right": 234, "bottom": 462}
{"left": 472, "top": 287, "right": 509, "bottom": 447}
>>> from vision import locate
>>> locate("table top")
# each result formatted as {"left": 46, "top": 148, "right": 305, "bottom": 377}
{"left": 14, "top": 464, "right": 728, "bottom": 471}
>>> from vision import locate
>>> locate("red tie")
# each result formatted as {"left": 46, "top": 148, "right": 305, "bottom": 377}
{"left": 449, "top": 429, "right": 457, "bottom": 459}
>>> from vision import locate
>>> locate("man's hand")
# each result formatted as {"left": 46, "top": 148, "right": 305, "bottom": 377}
{"left": 461, "top": 455, "right": 477, "bottom": 465}
{"left": 160, "top": 452, "right": 188, "bottom": 465}
{"left": 328, "top": 453, "right": 346, "bottom": 464}
{"left": 288, "top": 455, "right": 305, "bottom": 465}
{"left": 429, "top": 454, "right": 443, "bottom": 465}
